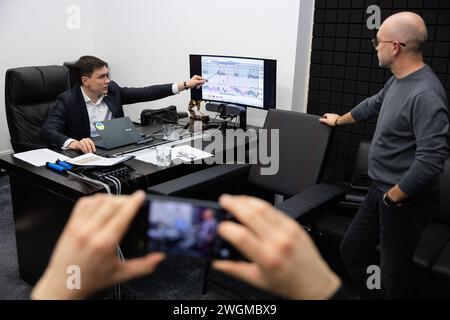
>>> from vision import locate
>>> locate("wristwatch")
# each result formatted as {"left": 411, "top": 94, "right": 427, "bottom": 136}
{"left": 183, "top": 81, "right": 188, "bottom": 90}
{"left": 383, "top": 192, "right": 400, "bottom": 208}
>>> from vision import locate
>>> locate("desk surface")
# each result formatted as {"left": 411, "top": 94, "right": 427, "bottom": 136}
{"left": 0, "top": 124, "right": 197, "bottom": 199}
{"left": 0, "top": 122, "right": 258, "bottom": 200}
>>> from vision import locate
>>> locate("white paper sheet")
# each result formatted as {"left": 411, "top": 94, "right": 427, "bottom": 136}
{"left": 13, "top": 148, "right": 71, "bottom": 167}
{"left": 66, "top": 153, "right": 133, "bottom": 166}
{"left": 132, "top": 148, "right": 158, "bottom": 165}
{"left": 131, "top": 145, "right": 212, "bottom": 165}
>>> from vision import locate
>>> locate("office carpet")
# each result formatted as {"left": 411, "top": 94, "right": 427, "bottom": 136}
{"left": 0, "top": 174, "right": 275, "bottom": 300}
{"left": 0, "top": 175, "right": 32, "bottom": 299}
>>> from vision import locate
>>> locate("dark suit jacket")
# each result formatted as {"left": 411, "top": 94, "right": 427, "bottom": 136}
{"left": 40, "top": 81, "right": 174, "bottom": 147}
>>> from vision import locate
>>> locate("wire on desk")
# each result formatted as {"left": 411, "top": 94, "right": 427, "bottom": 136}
{"left": 104, "top": 176, "right": 119, "bottom": 195}
{"left": 110, "top": 176, "right": 122, "bottom": 195}
{"left": 68, "top": 171, "right": 111, "bottom": 195}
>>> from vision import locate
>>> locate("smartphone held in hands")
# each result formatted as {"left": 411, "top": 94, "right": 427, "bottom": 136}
{"left": 122, "top": 195, "right": 241, "bottom": 260}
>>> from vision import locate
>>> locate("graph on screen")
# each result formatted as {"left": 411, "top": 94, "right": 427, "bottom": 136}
{"left": 201, "top": 56, "right": 264, "bottom": 108}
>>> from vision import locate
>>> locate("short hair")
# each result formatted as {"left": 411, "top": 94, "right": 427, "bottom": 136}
{"left": 73, "top": 55, "right": 108, "bottom": 84}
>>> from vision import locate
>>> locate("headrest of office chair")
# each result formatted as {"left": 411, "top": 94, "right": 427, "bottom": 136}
{"left": 248, "top": 109, "right": 332, "bottom": 197}
{"left": 6, "top": 65, "right": 70, "bottom": 106}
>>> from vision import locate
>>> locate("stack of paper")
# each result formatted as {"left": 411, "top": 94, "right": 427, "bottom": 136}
{"left": 66, "top": 153, "right": 133, "bottom": 167}
{"left": 13, "top": 148, "right": 71, "bottom": 167}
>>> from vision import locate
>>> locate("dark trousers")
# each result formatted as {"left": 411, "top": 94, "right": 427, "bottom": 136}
{"left": 339, "top": 184, "right": 438, "bottom": 299}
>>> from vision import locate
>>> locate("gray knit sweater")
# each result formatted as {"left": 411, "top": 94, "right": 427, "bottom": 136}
{"left": 351, "top": 64, "right": 449, "bottom": 196}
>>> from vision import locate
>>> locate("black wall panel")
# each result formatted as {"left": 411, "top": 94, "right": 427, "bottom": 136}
{"left": 308, "top": 0, "right": 450, "bottom": 181}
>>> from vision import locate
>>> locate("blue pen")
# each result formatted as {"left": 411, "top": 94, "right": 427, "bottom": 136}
{"left": 56, "top": 159, "right": 73, "bottom": 171}
{"left": 46, "top": 162, "right": 68, "bottom": 174}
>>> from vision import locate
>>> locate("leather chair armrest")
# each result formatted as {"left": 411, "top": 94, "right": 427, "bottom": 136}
{"left": 275, "top": 183, "right": 346, "bottom": 221}
{"left": 413, "top": 223, "right": 450, "bottom": 269}
{"left": 432, "top": 241, "right": 450, "bottom": 278}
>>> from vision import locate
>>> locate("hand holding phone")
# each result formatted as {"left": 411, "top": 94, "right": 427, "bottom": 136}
{"left": 122, "top": 195, "right": 241, "bottom": 260}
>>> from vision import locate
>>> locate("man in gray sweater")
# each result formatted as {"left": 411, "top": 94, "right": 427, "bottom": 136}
{"left": 320, "top": 12, "right": 449, "bottom": 299}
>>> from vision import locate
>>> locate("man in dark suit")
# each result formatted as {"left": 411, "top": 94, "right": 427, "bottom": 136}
{"left": 40, "top": 55, "right": 206, "bottom": 153}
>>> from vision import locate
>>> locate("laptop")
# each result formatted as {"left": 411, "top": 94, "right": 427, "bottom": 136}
{"left": 92, "top": 117, "right": 144, "bottom": 150}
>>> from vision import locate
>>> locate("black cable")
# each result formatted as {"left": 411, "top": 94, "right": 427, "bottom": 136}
{"left": 110, "top": 176, "right": 122, "bottom": 195}
{"left": 104, "top": 176, "right": 118, "bottom": 195}
{"left": 69, "top": 175, "right": 94, "bottom": 195}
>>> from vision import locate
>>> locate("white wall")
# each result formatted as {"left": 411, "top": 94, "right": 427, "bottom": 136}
{"left": 0, "top": 0, "right": 96, "bottom": 154}
{"left": 93, "top": 0, "right": 301, "bottom": 127}
{"left": 0, "top": 0, "right": 314, "bottom": 154}
{"left": 292, "top": 0, "right": 315, "bottom": 113}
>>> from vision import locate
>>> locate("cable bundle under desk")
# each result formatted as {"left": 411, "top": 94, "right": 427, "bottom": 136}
{"left": 64, "top": 163, "right": 128, "bottom": 299}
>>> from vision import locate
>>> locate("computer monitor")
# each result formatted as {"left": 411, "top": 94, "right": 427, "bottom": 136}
{"left": 189, "top": 54, "right": 276, "bottom": 110}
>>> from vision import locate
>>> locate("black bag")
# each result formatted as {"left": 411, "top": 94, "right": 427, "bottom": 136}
{"left": 140, "top": 105, "right": 179, "bottom": 126}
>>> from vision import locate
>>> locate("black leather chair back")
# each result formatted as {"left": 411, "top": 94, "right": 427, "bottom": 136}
{"left": 350, "top": 140, "right": 371, "bottom": 187}
{"left": 248, "top": 109, "right": 332, "bottom": 197}
{"left": 337, "top": 140, "right": 371, "bottom": 208}
{"left": 5, "top": 65, "right": 70, "bottom": 152}
{"left": 63, "top": 61, "right": 79, "bottom": 88}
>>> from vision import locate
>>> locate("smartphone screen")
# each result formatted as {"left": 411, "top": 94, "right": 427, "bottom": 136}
{"left": 122, "top": 195, "right": 240, "bottom": 260}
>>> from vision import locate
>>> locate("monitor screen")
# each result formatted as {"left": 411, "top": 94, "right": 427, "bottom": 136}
{"left": 190, "top": 54, "right": 276, "bottom": 110}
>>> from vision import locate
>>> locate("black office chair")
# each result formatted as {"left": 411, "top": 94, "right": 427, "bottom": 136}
{"left": 414, "top": 158, "right": 450, "bottom": 298}
{"left": 147, "top": 109, "right": 347, "bottom": 296}
{"left": 5, "top": 65, "right": 70, "bottom": 152}
{"left": 294, "top": 140, "right": 450, "bottom": 298}
{"left": 297, "top": 140, "right": 372, "bottom": 277}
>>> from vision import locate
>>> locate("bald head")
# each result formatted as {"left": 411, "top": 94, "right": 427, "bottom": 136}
{"left": 380, "top": 12, "right": 428, "bottom": 53}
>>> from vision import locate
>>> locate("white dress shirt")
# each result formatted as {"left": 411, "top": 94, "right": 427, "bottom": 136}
{"left": 62, "top": 83, "right": 180, "bottom": 149}
{"left": 62, "top": 86, "right": 111, "bottom": 149}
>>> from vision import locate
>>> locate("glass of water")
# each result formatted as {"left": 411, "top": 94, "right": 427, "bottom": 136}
{"left": 162, "top": 124, "right": 179, "bottom": 141}
{"left": 156, "top": 145, "right": 171, "bottom": 166}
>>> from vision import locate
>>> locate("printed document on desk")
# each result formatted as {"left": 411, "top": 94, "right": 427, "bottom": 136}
{"left": 130, "top": 145, "right": 213, "bottom": 165}
{"left": 13, "top": 148, "right": 71, "bottom": 167}
{"left": 67, "top": 153, "right": 133, "bottom": 166}
{"left": 171, "top": 145, "right": 213, "bottom": 162}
